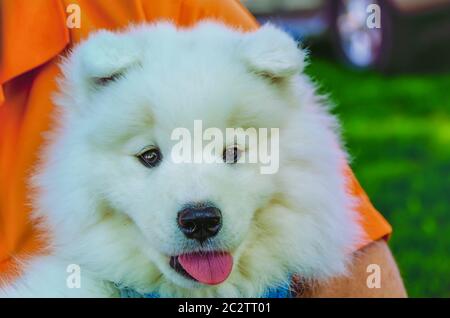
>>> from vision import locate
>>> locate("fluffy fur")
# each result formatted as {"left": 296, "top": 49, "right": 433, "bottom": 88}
{"left": 0, "top": 21, "right": 365, "bottom": 297}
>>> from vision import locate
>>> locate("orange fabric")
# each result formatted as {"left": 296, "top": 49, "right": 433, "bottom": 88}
{"left": 0, "top": 0, "right": 390, "bottom": 285}
{"left": 344, "top": 166, "right": 392, "bottom": 244}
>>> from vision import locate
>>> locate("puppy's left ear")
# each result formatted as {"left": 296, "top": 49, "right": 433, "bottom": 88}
{"left": 241, "top": 24, "right": 306, "bottom": 81}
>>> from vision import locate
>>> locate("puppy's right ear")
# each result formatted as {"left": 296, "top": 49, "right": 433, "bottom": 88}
{"left": 57, "top": 30, "right": 142, "bottom": 106}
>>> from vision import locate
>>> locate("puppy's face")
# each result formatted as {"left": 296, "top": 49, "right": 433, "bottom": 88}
{"left": 54, "top": 23, "right": 305, "bottom": 290}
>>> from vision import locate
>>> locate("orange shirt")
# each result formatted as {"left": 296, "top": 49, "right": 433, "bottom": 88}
{"left": 0, "top": 0, "right": 391, "bottom": 285}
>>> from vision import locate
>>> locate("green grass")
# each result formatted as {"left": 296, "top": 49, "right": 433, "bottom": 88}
{"left": 306, "top": 58, "right": 450, "bottom": 297}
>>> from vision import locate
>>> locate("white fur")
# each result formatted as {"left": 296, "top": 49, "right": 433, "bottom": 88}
{"left": 1, "top": 21, "right": 365, "bottom": 298}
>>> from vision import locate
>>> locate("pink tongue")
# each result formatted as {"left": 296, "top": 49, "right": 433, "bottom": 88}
{"left": 178, "top": 252, "right": 233, "bottom": 285}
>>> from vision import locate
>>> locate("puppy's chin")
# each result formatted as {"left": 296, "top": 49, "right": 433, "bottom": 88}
{"left": 163, "top": 266, "right": 202, "bottom": 289}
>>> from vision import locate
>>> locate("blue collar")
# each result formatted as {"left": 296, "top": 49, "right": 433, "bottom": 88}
{"left": 118, "top": 279, "right": 293, "bottom": 298}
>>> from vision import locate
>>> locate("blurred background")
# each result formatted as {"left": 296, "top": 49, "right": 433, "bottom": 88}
{"left": 242, "top": 0, "right": 450, "bottom": 297}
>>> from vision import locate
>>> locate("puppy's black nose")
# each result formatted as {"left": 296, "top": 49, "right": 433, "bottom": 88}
{"left": 177, "top": 203, "right": 222, "bottom": 243}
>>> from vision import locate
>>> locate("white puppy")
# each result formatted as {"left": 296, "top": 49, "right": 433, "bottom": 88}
{"left": 0, "top": 21, "right": 365, "bottom": 297}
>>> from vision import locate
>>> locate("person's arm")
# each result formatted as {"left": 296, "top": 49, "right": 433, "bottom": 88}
{"left": 296, "top": 240, "right": 407, "bottom": 297}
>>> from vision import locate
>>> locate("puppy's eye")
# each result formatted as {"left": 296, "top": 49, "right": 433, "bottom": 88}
{"left": 93, "top": 72, "right": 123, "bottom": 86}
{"left": 223, "top": 146, "right": 242, "bottom": 164}
{"left": 137, "top": 147, "right": 162, "bottom": 168}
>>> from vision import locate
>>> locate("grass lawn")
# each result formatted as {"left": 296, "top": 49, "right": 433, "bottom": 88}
{"left": 306, "top": 58, "right": 450, "bottom": 297}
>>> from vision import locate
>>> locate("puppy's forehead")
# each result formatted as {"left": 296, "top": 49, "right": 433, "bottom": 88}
{"left": 132, "top": 39, "right": 247, "bottom": 130}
